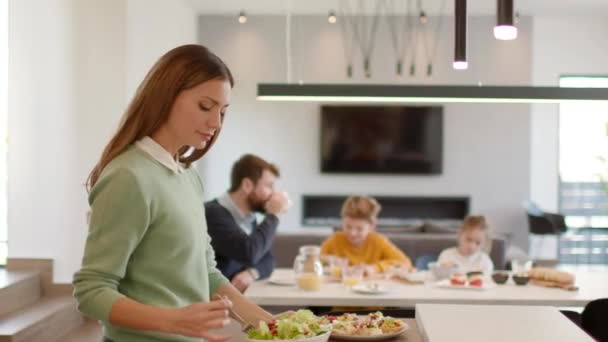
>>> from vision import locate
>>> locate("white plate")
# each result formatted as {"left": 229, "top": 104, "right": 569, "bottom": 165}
{"left": 332, "top": 325, "right": 408, "bottom": 341}
{"left": 351, "top": 283, "right": 390, "bottom": 295}
{"left": 268, "top": 275, "right": 296, "bottom": 286}
{"left": 396, "top": 270, "right": 428, "bottom": 283}
{"left": 435, "top": 278, "right": 496, "bottom": 291}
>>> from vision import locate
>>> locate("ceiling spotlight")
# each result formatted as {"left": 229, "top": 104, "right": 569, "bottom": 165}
{"left": 419, "top": 10, "right": 428, "bottom": 24}
{"left": 494, "top": 0, "right": 517, "bottom": 40}
{"left": 328, "top": 10, "right": 337, "bottom": 24}
{"left": 238, "top": 10, "right": 247, "bottom": 24}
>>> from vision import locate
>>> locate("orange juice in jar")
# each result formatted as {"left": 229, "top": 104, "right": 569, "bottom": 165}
{"left": 294, "top": 246, "right": 324, "bottom": 291}
{"left": 296, "top": 272, "right": 323, "bottom": 291}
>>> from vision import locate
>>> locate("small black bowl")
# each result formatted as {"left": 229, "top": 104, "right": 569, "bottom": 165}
{"left": 512, "top": 274, "right": 530, "bottom": 286}
{"left": 492, "top": 272, "right": 509, "bottom": 285}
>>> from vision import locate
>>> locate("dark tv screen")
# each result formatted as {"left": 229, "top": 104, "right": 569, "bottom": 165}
{"left": 320, "top": 105, "right": 443, "bottom": 174}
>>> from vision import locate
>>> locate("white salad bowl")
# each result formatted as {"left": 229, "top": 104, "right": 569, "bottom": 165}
{"left": 247, "top": 330, "right": 332, "bottom": 342}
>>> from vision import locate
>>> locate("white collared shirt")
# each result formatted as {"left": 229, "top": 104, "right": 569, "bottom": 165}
{"left": 217, "top": 192, "right": 257, "bottom": 235}
{"left": 135, "top": 136, "right": 184, "bottom": 173}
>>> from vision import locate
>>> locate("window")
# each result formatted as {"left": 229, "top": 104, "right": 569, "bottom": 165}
{"left": 559, "top": 76, "right": 608, "bottom": 265}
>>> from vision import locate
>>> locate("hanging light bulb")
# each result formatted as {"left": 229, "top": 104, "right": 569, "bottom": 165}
{"left": 238, "top": 10, "right": 247, "bottom": 24}
{"left": 419, "top": 10, "right": 428, "bottom": 24}
{"left": 328, "top": 10, "right": 337, "bottom": 24}
{"left": 453, "top": 0, "right": 468, "bottom": 70}
{"left": 494, "top": 0, "right": 517, "bottom": 40}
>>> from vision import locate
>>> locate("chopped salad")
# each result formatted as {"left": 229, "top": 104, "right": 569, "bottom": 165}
{"left": 247, "top": 310, "right": 332, "bottom": 340}
{"left": 331, "top": 312, "right": 406, "bottom": 336}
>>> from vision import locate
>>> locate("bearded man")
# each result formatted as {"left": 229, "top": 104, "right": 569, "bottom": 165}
{"left": 205, "top": 154, "right": 290, "bottom": 292}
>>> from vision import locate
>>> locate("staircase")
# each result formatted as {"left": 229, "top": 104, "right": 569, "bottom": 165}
{"left": 0, "top": 259, "right": 103, "bottom": 342}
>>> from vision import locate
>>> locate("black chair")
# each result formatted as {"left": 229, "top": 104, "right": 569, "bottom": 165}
{"left": 523, "top": 201, "right": 568, "bottom": 260}
{"left": 524, "top": 201, "right": 568, "bottom": 235}
{"left": 560, "top": 310, "right": 582, "bottom": 327}
{"left": 582, "top": 298, "right": 608, "bottom": 341}
{"left": 415, "top": 255, "right": 438, "bottom": 270}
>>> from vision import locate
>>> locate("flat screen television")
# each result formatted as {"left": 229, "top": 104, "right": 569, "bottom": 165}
{"left": 320, "top": 105, "right": 443, "bottom": 174}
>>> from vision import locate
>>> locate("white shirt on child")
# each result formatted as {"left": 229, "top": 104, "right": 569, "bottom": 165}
{"left": 437, "top": 247, "right": 494, "bottom": 275}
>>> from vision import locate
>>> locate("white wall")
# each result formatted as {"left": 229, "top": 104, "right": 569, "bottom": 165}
{"left": 126, "top": 0, "right": 197, "bottom": 98}
{"left": 8, "top": 0, "right": 197, "bottom": 283}
{"left": 198, "top": 15, "right": 533, "bottom": 250}
{"left": 8, "top": 0, "right": 127, "bottom": 283}
{"left": 530, "top": 16, "right": 608, "bottom": 212}
{"left": 0, "top": 0, "right": 8, "bottom": 253}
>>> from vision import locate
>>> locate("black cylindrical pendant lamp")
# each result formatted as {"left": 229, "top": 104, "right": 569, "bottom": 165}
{"left": 495, "top": 0, "right": 517, "bottom": 40}
{"left": 453, "top": 0, "right": 467, "bottom": 70}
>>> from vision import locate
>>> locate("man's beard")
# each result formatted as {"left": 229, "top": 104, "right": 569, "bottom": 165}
{"left": 247, "top": 193, "right": 268, "bottom": 213}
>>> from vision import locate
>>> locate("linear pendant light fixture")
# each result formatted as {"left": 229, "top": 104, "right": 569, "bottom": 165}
{"left": 453, "top": 0, "right": 467, "bottom": 70}
{"left": 494, "top": 0, "right": 517, "bottom": 40}
{"left": 255, "top": 0, "right": 608, "bottom": 104}
{"left": 256, "top": 84, "right": 608, "bottom": 104}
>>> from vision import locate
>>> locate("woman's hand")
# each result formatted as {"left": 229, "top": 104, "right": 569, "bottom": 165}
{"left": 166, "top": 299, "right": 233, "bottom": 341}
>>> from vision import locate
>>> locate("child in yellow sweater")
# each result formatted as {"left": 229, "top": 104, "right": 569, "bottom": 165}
{"left": 321, "top": 195, "right": 413, "bottom": 275}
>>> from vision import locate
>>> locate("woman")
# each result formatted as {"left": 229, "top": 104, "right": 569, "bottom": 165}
{"left": 73, "top": 44, "right": 272, "bottom": 342}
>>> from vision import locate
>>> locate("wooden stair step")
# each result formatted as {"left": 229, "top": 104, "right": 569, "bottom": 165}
{"left": 0, "top": 294, "right": 83, "bottom": 342}
{"left": 0, "top": 269, "right": 41, "bottom": 316}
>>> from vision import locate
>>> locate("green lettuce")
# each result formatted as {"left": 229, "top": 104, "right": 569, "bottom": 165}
{"left": 247, "top": 309, "right": 331, "bottom": 340}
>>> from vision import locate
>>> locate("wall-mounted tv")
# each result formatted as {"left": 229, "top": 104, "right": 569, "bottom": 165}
{"left": 320, "top": 105, "right": 443, "bottom": 174}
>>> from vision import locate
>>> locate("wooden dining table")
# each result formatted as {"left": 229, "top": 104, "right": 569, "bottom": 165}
{"left": 244, "top": 268, "right": 608, "bottom": 308}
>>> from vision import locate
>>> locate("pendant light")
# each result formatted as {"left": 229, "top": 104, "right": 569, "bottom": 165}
{"left": 453, "top": 0, "right": 467, "bottom": 70}
{"left": 494, "top": 0, "right": 517, "bottom": 40}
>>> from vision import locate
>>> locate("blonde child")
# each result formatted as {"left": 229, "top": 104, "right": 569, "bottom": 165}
{"left": 437, "top": 215, "right": 494, "bottom": 275}
{"left": 321, "top": 195, "right": 413, "bottom": 275}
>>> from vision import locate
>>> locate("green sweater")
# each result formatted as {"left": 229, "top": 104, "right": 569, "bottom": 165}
{"left": 73, "top": 146, "right": 228, "bottom": 342}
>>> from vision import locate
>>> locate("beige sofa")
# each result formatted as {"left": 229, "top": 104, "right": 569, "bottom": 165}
{"left": 272, "top": 232, "right": 506, "bottom": 270}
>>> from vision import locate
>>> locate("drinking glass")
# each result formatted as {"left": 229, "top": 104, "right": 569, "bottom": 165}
{"left": 511, "top": 258, "right": 533, "bottom": 275}
{"left": 342, "top": 266, "right": 364, "bottom": 288}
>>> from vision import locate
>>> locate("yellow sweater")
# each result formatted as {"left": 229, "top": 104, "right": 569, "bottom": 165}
{"left": 321, "top": 231, "right": 413, "bottom": 272}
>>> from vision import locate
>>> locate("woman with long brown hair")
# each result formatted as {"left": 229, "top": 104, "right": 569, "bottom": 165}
{"left": 73, "top": 44, "right": 272, "bottom": 342}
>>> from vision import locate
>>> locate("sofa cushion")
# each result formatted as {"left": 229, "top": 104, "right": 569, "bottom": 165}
{"left": 421, "top": 219, "right": 462, "bottom": 234}
{"left": 376, "top": 225, "right": 424, "bottom": 234}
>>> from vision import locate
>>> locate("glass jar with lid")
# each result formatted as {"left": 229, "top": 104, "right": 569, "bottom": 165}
{"left": 293, "top": 245, "right": 323, "bottom": 291}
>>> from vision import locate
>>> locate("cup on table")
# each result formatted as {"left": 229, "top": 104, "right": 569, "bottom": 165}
{"left": 511, "top": 258, "right": 533, "bottom": 275}
{"left": 329, "top": 256, "right": 349, "bottom": 277}
{"left": 342, "top": 266, "right": 364, "bottom": 287}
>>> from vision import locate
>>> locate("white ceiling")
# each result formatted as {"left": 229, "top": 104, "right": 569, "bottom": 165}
{"left": 186, "top": 0, "right": 608, "bottom": 17}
